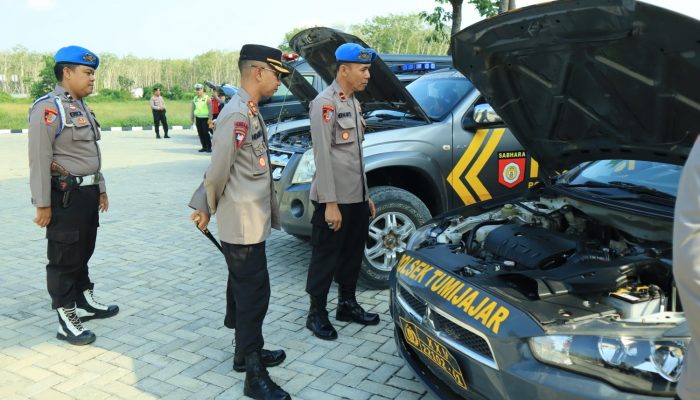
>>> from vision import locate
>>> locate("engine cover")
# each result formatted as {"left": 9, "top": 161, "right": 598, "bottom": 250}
{"left": 483, "top": 224, "right": 578, "bottom": 269}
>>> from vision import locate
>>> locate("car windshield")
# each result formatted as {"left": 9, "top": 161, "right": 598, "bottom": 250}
{"left": 406, "top": 70, "right": 473, "bottom": 120}
{"left": 271, "top": 74, "right": 314, "bottom": 102}
{"left": 567, "top": 160, "right": 681, "bottom": 197}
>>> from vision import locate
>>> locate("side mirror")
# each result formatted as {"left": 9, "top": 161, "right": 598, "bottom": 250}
{"left": 462, "top": 103, "right": 503, "bottom": 130}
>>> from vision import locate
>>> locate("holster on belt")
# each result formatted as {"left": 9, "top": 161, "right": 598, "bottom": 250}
{"left": 50, "top": 161, "right": 80, "bottom": 208}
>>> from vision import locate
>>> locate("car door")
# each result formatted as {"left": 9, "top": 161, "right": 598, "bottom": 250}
{"left": 449, "top": 95, "right": 539, "bottom": 209}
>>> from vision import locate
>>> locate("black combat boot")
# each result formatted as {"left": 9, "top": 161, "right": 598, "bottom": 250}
{"left": 164, "top": 133, "right": 170, "bottom": 138}
{"left": 306, "top": 296, "right": 337, "bottom": 340}
{"left": 233, "top": 349, "right": 286, "bottom": 372}
{"left": 243, "top": 351, "right": 291, "bottom": 400}
{"left": 56, "top": 303, "right": 96, "bottom": 345}
{"left": 156, "top": 134, "right": 161, "bottom": 139}
{"left": 76, "top": 284, "right": 119, "bottom": 321}
{"left": 336, "top": 287, "right": 380, "bottom": 325}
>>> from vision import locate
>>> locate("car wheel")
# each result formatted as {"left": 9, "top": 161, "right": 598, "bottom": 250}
{"left": 361, "top": 186, "right": 431, "bottom": 289}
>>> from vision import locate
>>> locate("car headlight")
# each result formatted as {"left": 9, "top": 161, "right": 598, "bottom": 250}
{"left": 529, "top": 335, "right": 687, "bottom": 395}
{"left": 291, "top": 149, "right": 316, "bottom": 184}
{"left": 406, "top": 223, "right": 439, "bottom": 251}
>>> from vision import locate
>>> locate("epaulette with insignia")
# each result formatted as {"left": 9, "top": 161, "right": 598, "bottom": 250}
{"left": 247, "top": 101, "right": 258, "bottom": 116}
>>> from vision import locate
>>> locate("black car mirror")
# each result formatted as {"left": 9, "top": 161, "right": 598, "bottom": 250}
{"left": 463, "top": 103, "right": 503, "bottom": 130}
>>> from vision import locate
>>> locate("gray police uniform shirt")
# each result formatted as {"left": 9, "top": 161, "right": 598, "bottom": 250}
{"left": 309, "top": 80, "right": 368, "bottom": 204}
{"left": 673, "top": 137, "right": 700, "bottom": 399}
{"left": 28, "top": 84, "right": 105, "bottom": 207}
{"left": 188, "top": 88, "right": 280, "bottom": 245}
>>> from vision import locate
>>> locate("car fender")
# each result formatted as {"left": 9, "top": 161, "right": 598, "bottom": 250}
{"left": 365, "top": 151, "right": 449, "bottom": 212}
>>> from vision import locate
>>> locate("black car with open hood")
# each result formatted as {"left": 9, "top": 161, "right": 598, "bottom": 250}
{"left": 391, "top": 1, "right": 698, "bottom": 399}
{"left": 452, "top": 0, "right": 700, "bottom": 175}
{"left": 289, "top": 27, "right": 432, "bottom": 122}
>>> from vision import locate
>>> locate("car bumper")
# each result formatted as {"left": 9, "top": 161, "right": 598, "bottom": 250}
{"left": 389, "top": 279, "right": 675, "bottom": 400}
{"left": 277, "top": 181, "right": 313, "bottom": 237}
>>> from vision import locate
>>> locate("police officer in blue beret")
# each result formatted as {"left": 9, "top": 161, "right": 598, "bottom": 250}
{"left": 28, "top": 45, "right": 119, "bottom": 346}
{"left": 305, "top": 43, "right": 380, "bottom": 341}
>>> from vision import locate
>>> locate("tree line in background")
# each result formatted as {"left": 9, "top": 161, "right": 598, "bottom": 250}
{"left": 1, "top": 13, "right": 454, "bottom": 100}
{"left": 0, "top": 2, "right": 513, "bottom": 101}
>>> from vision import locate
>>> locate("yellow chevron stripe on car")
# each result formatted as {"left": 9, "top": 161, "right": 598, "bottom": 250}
{"left": 530, "top": 158, "right": 539, "bottom": 178}
{"left": 446, "top": 129, "right": 487, "bottom": 205}
{"left": 467, "top": 128, "right": 504, "bottom": 202}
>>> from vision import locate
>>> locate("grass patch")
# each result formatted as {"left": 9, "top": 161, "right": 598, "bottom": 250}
{"left": 0, "top": 100, "right": 193, "bottom": 129}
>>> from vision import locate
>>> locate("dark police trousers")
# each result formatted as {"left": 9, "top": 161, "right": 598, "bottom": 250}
{"left": 46, "top": 185, "right": 99, "bottom": 309}
{"left": 195, "top": 117, "right": 211, "bottom": 149}
{"left": 306, "top": 201, "right": 370, "bottom": 298}
{"left": 152, "top": 109, "right": 168, "bottom": 135}
{"left": 222, "top": 241, "right": 270, "bottom": 356}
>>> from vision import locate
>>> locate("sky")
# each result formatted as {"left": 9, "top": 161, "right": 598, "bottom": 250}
{"left": 2, "top": 0, "right": 699, "bottom": 59}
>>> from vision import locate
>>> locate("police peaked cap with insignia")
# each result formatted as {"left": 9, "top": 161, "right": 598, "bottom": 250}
{"left": 239, "top": 44, "right": 290, "bottom": 76}
{"left": 54, "top": 45, "right": 100, "bottom": 69}
{"left": 335, "top": 43, "right": 377, "bottom": 64}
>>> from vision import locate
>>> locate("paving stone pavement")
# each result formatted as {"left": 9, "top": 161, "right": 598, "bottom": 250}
{"left": 0, "top": 130, "right": 437, "bottom": 400}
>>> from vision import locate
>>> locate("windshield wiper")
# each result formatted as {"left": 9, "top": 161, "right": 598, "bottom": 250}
{"left": 560, "top": 181, "right": 675, "bottom": 201}
{"left": 372, "top": 113, "right": 403, "bottom": 120}
{"left": 606, "top": 181, "right": 675, "bottom": 200}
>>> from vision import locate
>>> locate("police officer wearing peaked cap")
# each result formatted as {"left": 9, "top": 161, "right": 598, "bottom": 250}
{"left": 189, "top": 44, "right": 291, "bottom": 400}
{"left": 305, "top": 43, "right": 381, "bottom": 341}
{"left": 28, "top": 45, "right": 119, "bottom": 346}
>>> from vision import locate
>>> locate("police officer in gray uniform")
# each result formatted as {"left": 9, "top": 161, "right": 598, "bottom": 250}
{"left": 673, "top": 138, "right": 700, "bottom": 400}
{"left": 305, "top": 43, "right": 380, "bottom": 341}
{"left": 28, "top": 45, "right": 119, "bottom": 346}
{"left": 189, "top": 44, "right": 291, "bottom": 400}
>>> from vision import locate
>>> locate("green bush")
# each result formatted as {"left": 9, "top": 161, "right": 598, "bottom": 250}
{"left": 91, "top": 88, "right": 132, "bottom": 102}
{"left": 0, "top": 91, "right": 14, "bottom": 102}
{"left": 166, "top": 85, "right": 197, "bottom": 101}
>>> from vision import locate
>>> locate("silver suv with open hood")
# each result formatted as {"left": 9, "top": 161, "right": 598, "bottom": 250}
{"left": 268, "top": 27, "right": 537, "bottom": 287}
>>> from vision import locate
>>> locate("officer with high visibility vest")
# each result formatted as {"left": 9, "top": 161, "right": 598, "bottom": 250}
{"left": 28, "top": 45, "right": 119, "bottom": 346}
{"left": 191, "top": 83, "right": 213, "bottom": 152}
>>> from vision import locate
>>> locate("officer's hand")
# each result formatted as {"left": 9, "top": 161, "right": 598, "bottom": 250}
{"left": 368, "top": 198, "right": 376, "bottom": 219}
{"left": 325, "top": 202, "right": 342, "bottom": 232}
{"left": 34, "top": 207, "right": 51, "bottom": 228}
{"left": 99, "top": 192, "right": 109, "bottom": 212}
{"left": 191, "top": 210, "right": 210, "bottom": 231}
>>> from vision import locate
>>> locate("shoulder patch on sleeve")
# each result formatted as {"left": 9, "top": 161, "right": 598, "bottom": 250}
{"left": 43, "top": 108, "right": 58, "bottom": 126}
{"left": 322, "top": 104, "right": 335, "bottom": 123}
{"left": 234, "top": 121, "right": 249, "bottom": 148}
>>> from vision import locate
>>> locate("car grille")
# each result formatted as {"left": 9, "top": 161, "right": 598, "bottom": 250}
{"left": 399, "top": 285, "right": 426, "bottom": 316}
{"left": 432, "top": 312, "right": 493, "bottom": 359}
{"left": 397, "top": 283, "right": 496, "bottom": 367}
{"left": 269, "top": 149, "right": 292, "bottom": 180}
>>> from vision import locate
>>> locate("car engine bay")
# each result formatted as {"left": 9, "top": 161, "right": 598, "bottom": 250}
{"left": 414, "top": 193, "right": 682, "bottom": 326}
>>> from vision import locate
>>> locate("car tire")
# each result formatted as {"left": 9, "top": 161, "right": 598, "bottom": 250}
{"left": 361, "top": 186, "right": 431, "bottom": 289}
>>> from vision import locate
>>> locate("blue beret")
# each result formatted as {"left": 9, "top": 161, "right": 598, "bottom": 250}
{"left": 54, "top": 46, "right": 100, "bottom": 69}
{"left": 335, "top": 43, "right": 377, "bottom": 64}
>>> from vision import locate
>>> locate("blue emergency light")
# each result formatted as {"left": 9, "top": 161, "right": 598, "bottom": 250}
{"left": 390, "top": 62, "right": 437, "bottom": 73}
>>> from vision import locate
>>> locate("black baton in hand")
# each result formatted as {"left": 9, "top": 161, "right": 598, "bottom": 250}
{"left": 197, "top": 225, "right": 224, "bottom": 254}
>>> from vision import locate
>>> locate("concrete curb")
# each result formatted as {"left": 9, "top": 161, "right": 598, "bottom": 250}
{"left": 0, "top": 125, "right": 189, "bottom": 134}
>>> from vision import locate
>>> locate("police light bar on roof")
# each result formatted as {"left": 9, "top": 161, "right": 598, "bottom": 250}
{"left": 282, "top": 52, "right": 300, "bottom": 61}
{"left": 390, "top": 62, "right": 437, "bottom": 73}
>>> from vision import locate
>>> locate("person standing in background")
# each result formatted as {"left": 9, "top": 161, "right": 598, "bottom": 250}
{"left": 191, "top": 83, "right": 212, "bottom": 152}
{"left": 150, "top": 87, "right": 169, "bottom": 139}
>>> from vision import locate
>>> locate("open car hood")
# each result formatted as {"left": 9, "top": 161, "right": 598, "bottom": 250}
{"left": 452, "top": 0, "right": 700, "bottom": 173}
{"left": 290, "top": 27, "right": 431, "bottom": 122}
{"left": 280, "top": 60, "right": 319, "bottom": 107}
